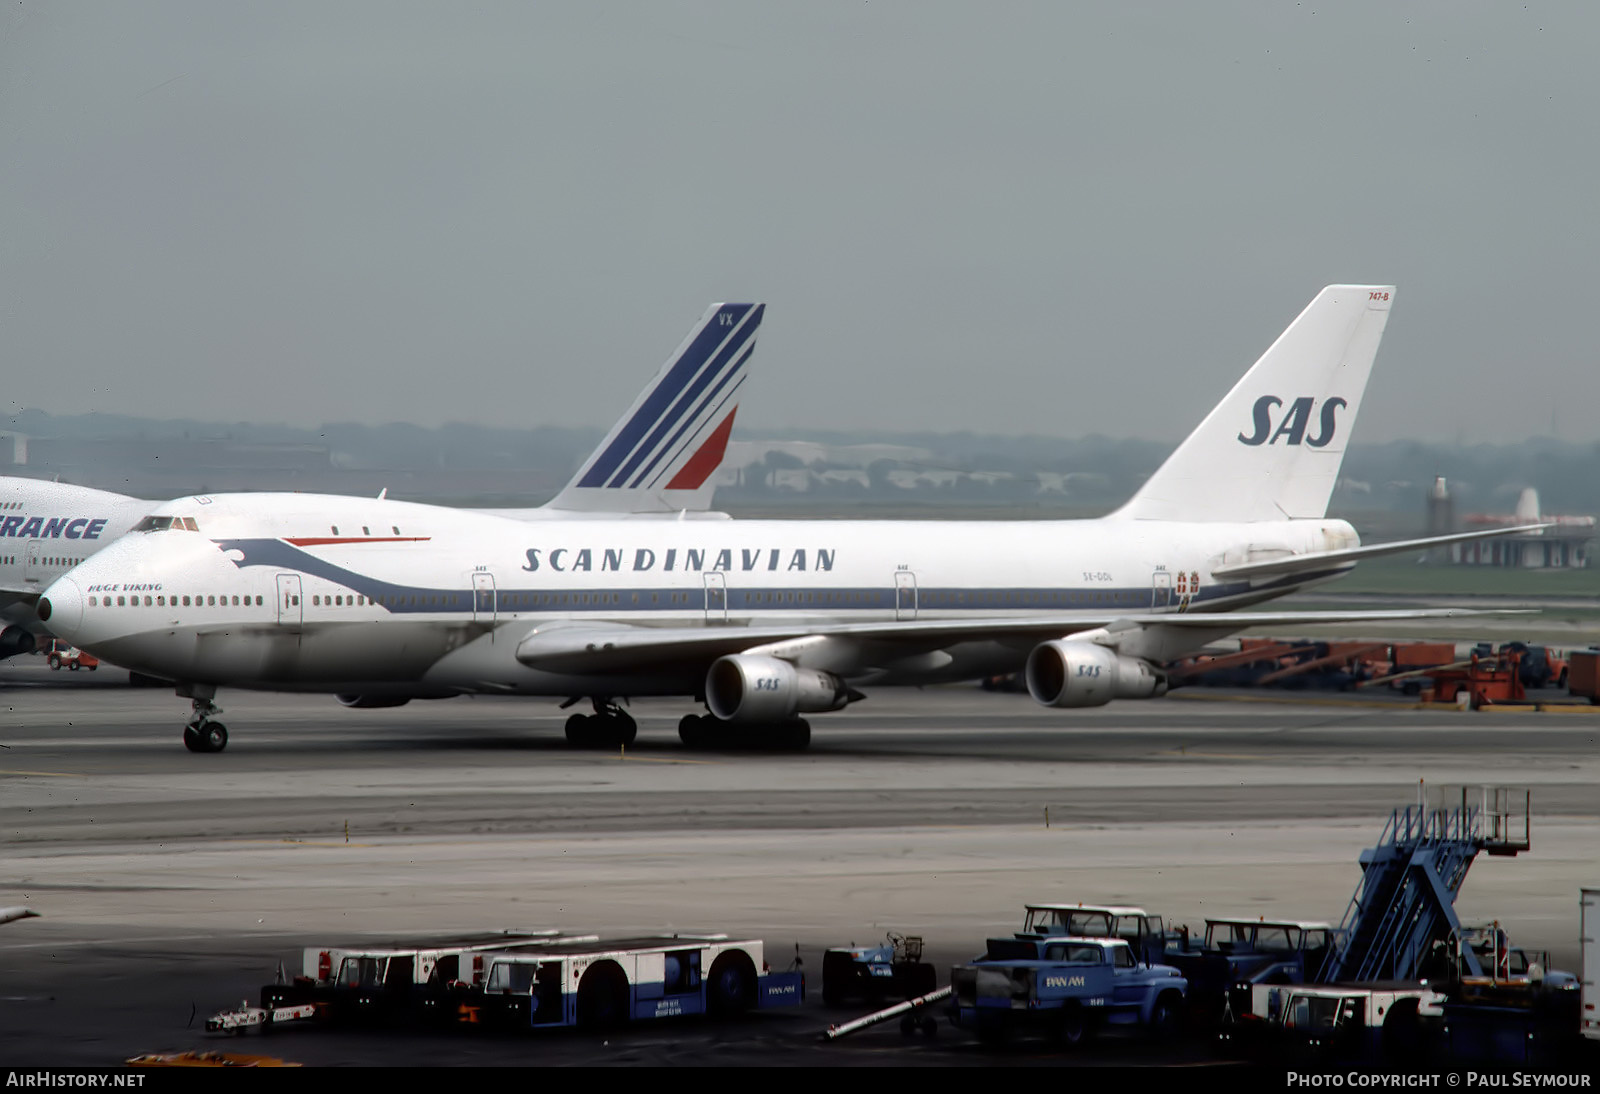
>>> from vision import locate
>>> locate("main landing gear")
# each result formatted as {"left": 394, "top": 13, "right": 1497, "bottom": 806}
{"left": 182, "top": 695, "right": 229, "bottom": 754}
{"left": 678, "top": 714, "right": 811, "bottom": 752}
{"left": 564, "top": 699, "right": 637, "bottom": 749}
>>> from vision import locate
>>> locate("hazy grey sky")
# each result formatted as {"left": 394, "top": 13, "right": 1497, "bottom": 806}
{"left": 3, "top": 2, "right": 1597, "bottom": 444}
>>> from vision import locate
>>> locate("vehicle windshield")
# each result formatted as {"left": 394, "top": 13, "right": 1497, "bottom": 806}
{"left": 336, "top": 956, "right": 386, "bottom": 990}
{"left": 1041, "top": 943, "right": 1104, "bottom": 965}
{"left": 1026, "top": 909, "right": 1112, "bottom": 936}
{"left": 485, "top": 961, "right": 539, "bottom": 994}
{"left": 1287, "top": 995, "right": 1343, "bottom": 1030}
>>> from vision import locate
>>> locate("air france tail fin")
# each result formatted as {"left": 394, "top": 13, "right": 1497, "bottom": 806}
{"left": 545, "top": 303, "right": 764, "bottom": 514}
{"left": 1112, "top": 285, "right": 1394, "bottom": 523}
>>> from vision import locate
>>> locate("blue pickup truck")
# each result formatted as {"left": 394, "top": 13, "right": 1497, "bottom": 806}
{"left": 949, "top": 936, "right": 1187, "bottom": 1045}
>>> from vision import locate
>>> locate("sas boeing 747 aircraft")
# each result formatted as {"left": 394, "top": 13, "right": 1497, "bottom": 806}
{"left": 38, "top": 289, "right": 1527, "bottom": 753}
{"left": 0, "top": 302, "right": 764, "bottom": 662}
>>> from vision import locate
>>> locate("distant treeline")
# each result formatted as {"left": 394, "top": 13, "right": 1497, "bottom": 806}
{"left": 3, "top": 409, "right": 1596, "bottom": 519}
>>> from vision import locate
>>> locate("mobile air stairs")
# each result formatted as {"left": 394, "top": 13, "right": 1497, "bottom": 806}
{"left": 1318, "top": 785, "right": 1530, "bottom": 983}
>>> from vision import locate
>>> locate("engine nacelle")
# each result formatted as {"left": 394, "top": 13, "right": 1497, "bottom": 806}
{"left": 336, "top": 694, "right": 412, "bottom": 709}
{"left": 1025, "top": 640, "right": 1167, "bottom": 708}
{"left": 705, "top": 655, "right": 851, "bottom": 723}
{"left": 0, "top": 626, "right": 37, "bottom": 660}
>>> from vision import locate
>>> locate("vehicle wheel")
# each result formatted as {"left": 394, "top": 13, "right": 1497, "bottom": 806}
{"left": 202, "top": 723, "right": 228, "bottom": 753}
{"left": 1149, "top": 992, "right": 1182, "bottom": 1041}
{"left": 575, "top": 962, "right": 628, "bottom": 1030}
{"left": 48, "top": 656, "right": 60, "bottom": 670}
{"left": 182, "top": 726, "right": 203, "bottom": 752}
{"left": 707, "top": 951, "right": 756, "bottom": 1016}
{"left": 1058, "top": 1001, "right": 1089, "bottom": 1046}
{"left": 68, "top": 661, "right": 79, "bottom": 671}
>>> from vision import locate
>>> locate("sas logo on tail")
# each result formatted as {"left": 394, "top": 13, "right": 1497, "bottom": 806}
{"left": 1237, "top": 395, "right": 1347, "bottom": 447}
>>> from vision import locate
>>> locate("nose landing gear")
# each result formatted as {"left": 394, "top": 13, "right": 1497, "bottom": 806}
{"left": 181, "top": 695, "right": 229, "bottom": 754}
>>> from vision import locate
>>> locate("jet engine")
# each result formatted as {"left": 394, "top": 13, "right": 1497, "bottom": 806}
{"left": 336, "top": 694, "right": 412, "bottom": 709}
{"left": 1025, "top": 640, "right": 1167, "bottom": 708}
{"left": 0, "top": 626, "right": 37, "bottom": 660}
{"left": 704, "top": 655, "right": 852, "bottom": 723}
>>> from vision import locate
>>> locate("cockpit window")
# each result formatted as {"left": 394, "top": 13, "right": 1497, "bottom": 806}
{"left": 131, "top": 516, "right": 201, "bottom": 533}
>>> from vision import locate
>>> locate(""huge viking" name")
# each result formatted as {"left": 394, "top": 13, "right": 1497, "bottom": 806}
{"left": 522, "top": 547, "right": 837, "bottom": 573}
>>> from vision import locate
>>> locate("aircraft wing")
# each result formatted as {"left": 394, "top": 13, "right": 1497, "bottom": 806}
{"left": 513, "top": 607, "right": 1515, "bottom": 676}
{"left": 1211, "top": 525, "right": 1554, "bottom": 581}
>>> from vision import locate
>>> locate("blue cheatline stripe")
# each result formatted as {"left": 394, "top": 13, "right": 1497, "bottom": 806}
{"left": 636, "top": 363, "right": 749, "bottom": 491}
{"left": 209, "top": 539, "right": 1284, "bottom": 617}
{"left": 577, "top": 304, "right": 755, "bottom": 489}
{"left": 608, "top": 306, "right": 761, "bottom": 488}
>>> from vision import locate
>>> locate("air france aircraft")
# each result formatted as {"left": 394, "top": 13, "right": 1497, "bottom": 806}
{"left": 0, "top": 480, "right": 153, "bottom": 658}
{"left": 0, "top": 302, "right": 763, "bottom": 662}
{"left": 41, "top": 288, "right": 1526, "bottom": 754}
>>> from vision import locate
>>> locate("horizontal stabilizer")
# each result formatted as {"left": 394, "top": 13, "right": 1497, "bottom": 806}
{"left": 1211, "top": 524, "right": 1555, "bottom": 580}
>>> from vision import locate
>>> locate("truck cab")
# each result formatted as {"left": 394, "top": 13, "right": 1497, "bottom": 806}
{"left": 1224, "top": 983, "right": 1443, "bottom": 1062}
{"left": 1165, "top": 916, "right": 1336, "bottom": 1021}
{"left": 1019, "top": 903, "right": 1170, "bottom": 967}
{"left": 950, "top": 936, "right": 1186, "bottom": 1044}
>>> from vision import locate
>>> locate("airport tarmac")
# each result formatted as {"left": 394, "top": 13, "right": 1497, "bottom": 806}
{"left": 1, "top": 660, "right": 1596, "bottom": 1066}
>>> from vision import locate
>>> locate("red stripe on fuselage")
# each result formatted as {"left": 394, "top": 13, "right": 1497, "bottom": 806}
{"left": 283, "top": 537, "right": 432, "bottom": 547}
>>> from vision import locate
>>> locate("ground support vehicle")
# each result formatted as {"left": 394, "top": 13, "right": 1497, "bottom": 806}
{"left": 1164, "top": 917, "right": 1336, "bottom": 1023}
{"left": 822, "top": 931, "right": 936, "bottom": 1006}
{"left": 242, "top": 930, "right": 596, "bottom": 1028}
{"left": 205, "top": 1000, "right": 318, "bottom": 1034}
{"left": 948, "top": 936, "right": 1186, "bottom": 1045}
{"left": 1018, "top": 903, "right": 1173, "bottom": 967}
{"left": 459, "top": 935, "right": 802, "bottom": 1030}
{"left": 1218, "top": 982, "right": 1442, "bottom": 1063}
{"left": 43, "top": 640, "right": 97, "bottom": 671}
{"left": 1428, "top": 923, "right": 1584, "bottom": 1064}
{"left": 1583, "top": 888, "right": 1598, "bottom": 1044}
{"left": 1570, "top": 651, "right": 1600, "bottom": 704}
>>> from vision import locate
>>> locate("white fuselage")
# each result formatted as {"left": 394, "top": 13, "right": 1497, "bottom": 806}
{"left": 0, "top": 478, "right": 152, "bottom": 636}
{"left": 42, "top": 492, "right": 1359, "bottom": 697}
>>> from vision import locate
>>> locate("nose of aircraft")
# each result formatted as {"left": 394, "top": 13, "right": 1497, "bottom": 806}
{"left": 37, "top": 575, "right": 84, "bottom": 640}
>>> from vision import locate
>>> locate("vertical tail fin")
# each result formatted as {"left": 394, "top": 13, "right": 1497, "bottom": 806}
{"left": 1112, "top": 285, "right": 1394, "bottom": 523}
{"left": 546, "top": 303, "right": 764, "bottom": 513}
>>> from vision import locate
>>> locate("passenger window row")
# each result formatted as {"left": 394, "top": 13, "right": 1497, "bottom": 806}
{"left": 89, "top": 594, "right": 265, "bottom": 608}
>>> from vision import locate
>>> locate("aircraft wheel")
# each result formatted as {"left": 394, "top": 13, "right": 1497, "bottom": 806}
{"left": 183, "top": 726, "right": 204, "bottom": 752}
{"left": 202, "top": 723, "right": 229, "bottom": 753}
{"left": 564, "top": 714, "right": 592, "bottom": 747}
{"left": 678, "top": 714, "right": 711, "bottom": 749}
{"left": 609, "top": 713, "right": 638, "bottom": 747}
{"left": 767, "top": 719, "right": 810, "bottom": 751}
